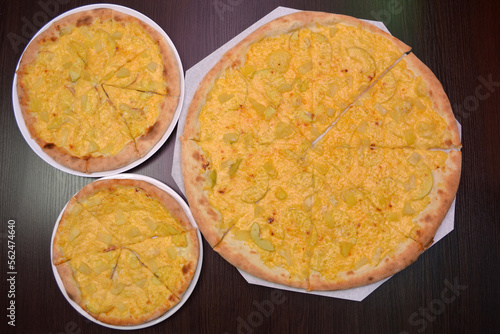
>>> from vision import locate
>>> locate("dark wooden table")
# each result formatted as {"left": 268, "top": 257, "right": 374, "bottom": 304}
{"left": 1, "top": 0, "right": 499, "bottom": 333}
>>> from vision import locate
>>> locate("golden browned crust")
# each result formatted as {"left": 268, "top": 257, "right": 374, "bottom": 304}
{"left": 86, "top": 141, "right": 140, "bottom": 173}
{"left": 180, "top": 57, "right": 236, "bottom": 246}
{"left": 55, "top": 8, "right": 112, "bottom": 30}
{"left": 180, "top": 230, "right": 200, "bottom": 292}
{"left": 148, "top": 25, "right": 181, "bottom": 97}
{"left": 135, "top": 95, "right": 179, "bottom": 156}
{"left": 413, "top": 150, "right": 462, "bottom": 247}
{"left": 56, "top": 261, "right": 82, "bottom": 305}
{"left": 96, "top": 293, "right": 180, "bottom": 326}
{"left": 404, "top": 53, "right": 461, "bottom": 149}
{"left": 39, "top": 139, "right": 88, "bottom": 173}
{"left": 313, "top": 12, "right": 411, "bottom": 52}
{"left": 215, "top": 234, "right": 309, "bottom": 290}
{"left": 181, "top": 139, "right": 223, "bottom": 247}
{"left": 309, "top": 238, "right": 423, "bottom": 290}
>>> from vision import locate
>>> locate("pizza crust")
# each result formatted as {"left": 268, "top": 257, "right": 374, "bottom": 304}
{"left": 181, "top": 139, "right": 224, "bottom": 247}
{"left": 404, "top": 53, "right": 462, "bottom": 149}
{"left": 134, "top": 95, "right": 180, "bottom": 157}
{"left": 176, "top": 230, "right": 200, "bottom": 297}
{"left": 182, "top": 55, "right": 235, "bottom": 141}
{"left": 73, "top": 178, "right": 195, "bottom": 232}
{"left": 215, "top": 233, "right": 309, "bottom": 289}
{"left": 413, "top": 150, "right": 462, "bottom": 247}
{"left": 86, "top": 141, "right": 140, "bottom": 173}
{"left": 309, "top": 238, "right": 423, "bottom": 290}
{"left": 96, "top": 293, "right": 180, "bottom": 326}
{"left": 56, "top": 261, "right": 83, "bottom": 305}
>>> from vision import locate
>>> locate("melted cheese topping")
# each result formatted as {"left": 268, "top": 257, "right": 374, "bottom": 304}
{"left": 100, "top": 249, "right": 178, "bottom": 322}
{"left": 196, "top": 21, "right": 456, "bottom": 288}
{"left": 54, "top": 201, "right": 120, "bottom": 264}
{"left": 20, "top": 14, "right": 167, "bottom": 160}
{"left": 78, "top": 185, "right": 188, "bottom": 245}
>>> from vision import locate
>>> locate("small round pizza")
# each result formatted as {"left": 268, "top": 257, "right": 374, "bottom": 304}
{"left": 53, "top": 178, "right": 199, "bottom": 326}
{"left": 16, "top": 8, "right": 181, "bottom": 173}
{"left": 181, "top": 11, "right": 461, "bottom": 290}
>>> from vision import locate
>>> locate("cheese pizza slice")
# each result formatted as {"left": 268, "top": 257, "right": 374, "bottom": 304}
{"left": 102, "top": 84, "right": 179, "bottom": 156}
{"left": 56, "top": 248, "right": 121, "bottom": 316}
{"left": 99, "top": 249, "right": 180, "bottom": 325}
{"left": 308, "top": 145, "right": 460, "bottom": 290}
{"left": 53, "top": 198, "right": 120, "bottom": 265}
{"left": 323, "top": 54, "right": 461, "bottom": 149}
{"left": 214, "top": 151, "right": 315, "bottom": 288}
{"left": 127, "top": 230, "right": 199, "bottom": 299}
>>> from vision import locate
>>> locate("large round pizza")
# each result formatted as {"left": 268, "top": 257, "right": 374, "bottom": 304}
{"left": 16, "top": 8, "right": 181, "bottom": 173}
{"left": 181, "top": 12, "right": 461, "bottom": 290}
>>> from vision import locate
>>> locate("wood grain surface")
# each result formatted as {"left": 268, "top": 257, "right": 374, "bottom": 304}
{"left": 1, "top": 0, "right": 499, "bottom": 333}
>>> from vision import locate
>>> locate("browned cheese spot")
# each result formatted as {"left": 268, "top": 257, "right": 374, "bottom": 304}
{"left": 76, "top": 16, "right": 92, "bottom": 27}
{"left": 182, "top": 263, "right": 191, "bottom": 274}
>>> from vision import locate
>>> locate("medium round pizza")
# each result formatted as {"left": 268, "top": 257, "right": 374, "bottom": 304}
{"left": 16, "top": 8, "right": 181, "bottom": 173}
{"left": 53, "top": 178, "right": 199, "bottom": 325}
{"left": 181, "top": 12, "right": 461, "bottom": 290}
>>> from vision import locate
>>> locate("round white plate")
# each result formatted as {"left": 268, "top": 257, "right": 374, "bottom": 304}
{"left": 50, "top": 174, "right": 202, "bottom": 330}
{"left": 12, "top": 4, "right": 185, "bottom": 177}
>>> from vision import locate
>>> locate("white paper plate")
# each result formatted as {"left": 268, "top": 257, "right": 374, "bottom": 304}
{"left": 12, "top": 4, "right": 185, "bottom": 177}
{"left": 50, "top": 174, "right": 202, "bottom": 330}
